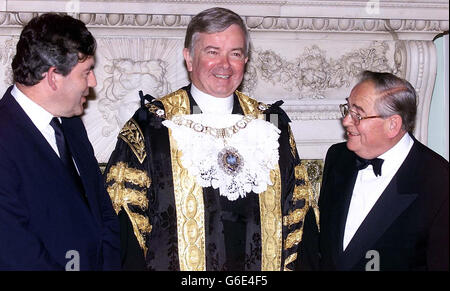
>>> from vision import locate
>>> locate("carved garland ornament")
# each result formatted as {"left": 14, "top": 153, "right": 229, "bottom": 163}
{"left": 241, "top": 41, "right": 397, "bottom": 98}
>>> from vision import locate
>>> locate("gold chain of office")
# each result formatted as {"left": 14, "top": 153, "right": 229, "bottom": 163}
{"left": 170, "top": 114, "right": 255, "bottom": 139}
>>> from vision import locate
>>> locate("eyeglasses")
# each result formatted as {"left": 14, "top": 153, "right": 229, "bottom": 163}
{"left": 339, "top": 103, "right": 383, "bottom": 125}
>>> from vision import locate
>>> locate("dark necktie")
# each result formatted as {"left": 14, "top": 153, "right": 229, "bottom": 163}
{"left": 356, "top": 156, "right": 384, "bottom": 177}
{"left": 50, "top": 118, "right": 87, "bottom": 201}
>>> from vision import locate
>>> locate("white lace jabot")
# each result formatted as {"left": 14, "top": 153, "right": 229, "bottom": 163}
{"left": 163, "top": 113, "right": 280, "bottom": 201}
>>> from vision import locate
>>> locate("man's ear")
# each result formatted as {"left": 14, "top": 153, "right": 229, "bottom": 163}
{"left": 386, "top": 114, "right": 403, "bottom": 138}
{"left": 183, "top": 48, "right": 193, "bottom": 72}
{"left": 46, "top": 67, "right": 60, "bottom": 91}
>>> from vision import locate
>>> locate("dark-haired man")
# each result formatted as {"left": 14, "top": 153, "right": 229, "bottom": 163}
{"left": 0, "top": 13, "right": 120, "bottom": 270}
{"left": 316, "top": 71, "right": 449, "bottom": 270}
{"left": 104, "top": 7, "right": 319, "bottom": 270}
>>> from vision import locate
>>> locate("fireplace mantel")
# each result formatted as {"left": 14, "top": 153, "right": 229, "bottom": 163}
{"left": 1, "top": 0, "right": 448, "bottom": 161}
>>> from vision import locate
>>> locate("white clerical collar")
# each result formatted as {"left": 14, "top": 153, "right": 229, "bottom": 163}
{"left": 378, "top": 132, "right": 414, "bottom": 177}
{"left": 11, "top": 84, "right": 55, "bottom": 131}
{"left": 190, "top": 84, "right": 234, "bottom": 114}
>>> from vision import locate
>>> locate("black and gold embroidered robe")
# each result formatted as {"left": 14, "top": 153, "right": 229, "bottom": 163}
{"left": 104, "top": 85, "right": 319, "bottom": 271}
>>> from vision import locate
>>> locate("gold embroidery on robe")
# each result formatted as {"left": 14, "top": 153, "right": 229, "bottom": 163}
{"left": 284, "top": 253, "right": 297, "bottom": 271}
{"left": 158, "top": 89, "right": 285, "bottom": 270}
{"left": 106, "top": 162, "right": 151, "bottom": 256}
{"left": 283, "top": 208, "right": 307, "bottom": 227}
{"left": 236, "top": 91, "right": 266, "bottom": 118}
{"left": 285, "top": 228, "right": 303, "bottom": 250}
{"left": 159, "top": 90, "right": 206, "bottom": 271}
{"left": 258, "top": 167, "right": 283, "bottom": 271}
{"left": 119, "top": 119, "right": 147, "bottom": 164}
{"left": 158, "top": 89, "right": 190, "bottom": 120}
{"left": 287, "top": 125, "right": 297, "bottom": 158}
{"left": 295, "top": 163, "right": 320, "bottom": 231}
{"left": 169, "top": 131, "right": 206, "bottom": 271}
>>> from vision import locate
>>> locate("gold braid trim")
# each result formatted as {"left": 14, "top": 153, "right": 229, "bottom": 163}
{"left": 283, "top": 162, "right": 320, "bottom": 270}
{"left": 158, "top": 89, "right": 206, "bottom": 271}
{"left": 283, "top": 253, "right": 297, "bottom": 271}
{"left": 259, "top": 164, "right": 283, "bottom": 271}
{"left": 107, "top": 162, "right": 151, "bottom": 190}
{"left": 294, "top": 163, "right": 308, "bottom": 181}
{"left": 283, "top": 208, "right": 307, "bottom": 227}
{"left": 293, "top": 185, "right": 310, "bottom": 202}
{"left": 106, "top": 162, "right": 151, "bottom": 256}
{"left": 284, "top": 228, "right": 303, "bottom": 250}
{"left": 295, "top": 163, "right": 320, "bottom": 230}
{"left": 118, "top": 119, "right": 147, "bottom": 164}
{"left": 169, "top": 131, "right": 206, "bottom": 271}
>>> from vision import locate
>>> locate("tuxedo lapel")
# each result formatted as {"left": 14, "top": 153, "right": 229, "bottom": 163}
{"left": 339, "top": 143, "right": 420, "bottom": 270}
{"left": 327, "top": 151, "right": 359, "bottom": 265}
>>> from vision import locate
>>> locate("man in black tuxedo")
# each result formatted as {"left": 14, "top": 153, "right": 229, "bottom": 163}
{"left": 316, "top": 71, "right": 448, "bottom": 271}
{"left": 0, "top": 13, "right": 120, "bottom": 270}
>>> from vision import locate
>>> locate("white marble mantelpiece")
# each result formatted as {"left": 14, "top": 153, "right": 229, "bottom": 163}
{"left": 1, "top": 0, "right": 448, "bottom": 161}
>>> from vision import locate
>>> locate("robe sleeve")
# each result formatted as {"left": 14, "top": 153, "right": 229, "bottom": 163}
{"left": 104, "top": 115, "right": 153, "bottom": 270}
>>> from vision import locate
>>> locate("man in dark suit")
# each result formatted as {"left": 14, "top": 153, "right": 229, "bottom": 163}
{"left": 316, "top": 70, "right": 448, "bottom": 271}
{"left": 0, "top": 13, "right": 120, "bottom": 270}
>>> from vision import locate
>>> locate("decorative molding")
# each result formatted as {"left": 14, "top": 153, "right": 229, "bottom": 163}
{"left": 0, "top": 12, "right": 448, "bottom": 33}
{"left": 284, "top": 106, "right": 341, "bottom": 121}
{"left": 3, "top": 1, "right": 449, "bottom": 21}
{"left": 0, "top": 36, "right": 17, "bottom": 86}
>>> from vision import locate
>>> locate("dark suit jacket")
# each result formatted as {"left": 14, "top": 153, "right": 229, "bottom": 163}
{"left": 0, "top": 86, "right": 120, "bottom": 270}
{"left": 317, "top": 136, "right": 449, "bottom": 271}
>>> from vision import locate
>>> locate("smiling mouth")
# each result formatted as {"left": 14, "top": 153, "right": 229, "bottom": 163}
{"left": 347, "top": 130, "right": 360, "bottom": 137}
{"left": 214, "top": 74, "right": 230, "bottom": 79}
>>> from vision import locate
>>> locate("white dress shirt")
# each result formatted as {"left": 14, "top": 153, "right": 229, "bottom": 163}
{"left": 343, "top": 133, "right": 414, "bottom": 250}
{"left": 190, "top": 84, "right": 234, "bottom": 114}
{"left": 11, "top": 85, "right": 60, "bottom": 157}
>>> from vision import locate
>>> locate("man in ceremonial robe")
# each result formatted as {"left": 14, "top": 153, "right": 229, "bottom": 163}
{"left": 104, "top": 7, "right": 319, "bottom": 271}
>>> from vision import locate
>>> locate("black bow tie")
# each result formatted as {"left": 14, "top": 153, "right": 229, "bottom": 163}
{"left": 356, "top": 156, "right": 384, "bottom": 177}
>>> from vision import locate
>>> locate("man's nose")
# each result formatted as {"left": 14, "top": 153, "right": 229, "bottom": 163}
{"left": 342, "top": 112, "right": 353, "bottom": 127}
{"left": 218, "top": 54, "right": 231, "bottom": 69}
{"left": 88, "top": 71, "right": 97, "bottom": 88}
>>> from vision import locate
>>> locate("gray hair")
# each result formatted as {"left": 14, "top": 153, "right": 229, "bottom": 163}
{"left": 184, "top": 7, "right": 250, "bottom": 57}
{"left": 357, "top": 70, "right": 417, "bottom": 133}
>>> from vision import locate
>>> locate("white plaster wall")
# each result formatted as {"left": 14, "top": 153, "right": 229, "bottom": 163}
{"left": 1, "top": 0, "right": 448, "bottom": 162}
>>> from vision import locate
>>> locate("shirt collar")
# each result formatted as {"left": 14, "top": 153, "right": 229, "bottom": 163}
{"left": 11, "top": 85, "right": 55, "bottom": 131}
{"left": 378, "top": 132, "right": 414, "bottom": 176}
{"left": 190, "top": 84, "right": 234, "bottom": 114}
